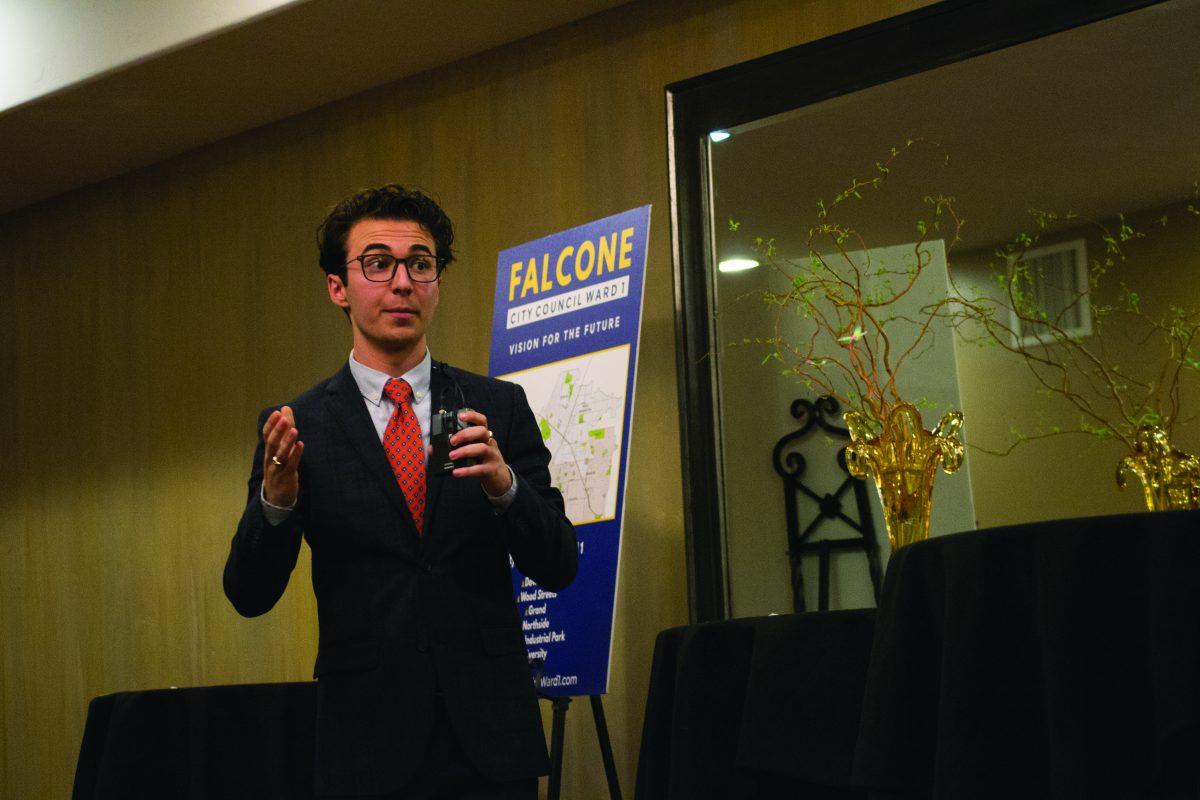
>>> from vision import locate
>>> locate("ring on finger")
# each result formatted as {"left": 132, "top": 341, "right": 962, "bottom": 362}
{"left": 271, "top": 455, "right": 284, "bottom": 466}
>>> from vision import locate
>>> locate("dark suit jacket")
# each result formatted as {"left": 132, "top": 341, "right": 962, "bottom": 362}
{"left": 223, "top": 360, "right": 577, "bottom": 797}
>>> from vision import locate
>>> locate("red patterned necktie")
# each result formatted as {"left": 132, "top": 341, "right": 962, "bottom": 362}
{"left": 382, "top": 378, "right": 426, "bottom": 534}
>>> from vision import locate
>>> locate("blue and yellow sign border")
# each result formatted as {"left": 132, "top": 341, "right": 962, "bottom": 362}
{"left": 489, "top": 205, "right": 650, "bottom": 697}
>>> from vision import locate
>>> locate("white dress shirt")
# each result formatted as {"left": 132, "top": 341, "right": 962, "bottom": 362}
{"left": 350, "top": 348, "right": 434, "bottom": 451}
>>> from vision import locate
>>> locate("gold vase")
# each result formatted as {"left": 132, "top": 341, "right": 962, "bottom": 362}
{"left": 1116, "top": 425, "right": 1200, "bottom": 511}
{"left": 844, "top": 403, "right": 965, "bottom": 550}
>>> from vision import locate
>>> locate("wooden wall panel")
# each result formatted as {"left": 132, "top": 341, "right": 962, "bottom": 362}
{"left": 0, "top": 0, "right": 927, "bottom": 796}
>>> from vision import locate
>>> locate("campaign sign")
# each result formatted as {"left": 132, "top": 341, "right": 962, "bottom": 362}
{"left": 488, "top": 205, "right": 650, "bottom": 697}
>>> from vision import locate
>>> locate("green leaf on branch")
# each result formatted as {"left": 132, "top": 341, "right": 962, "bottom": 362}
{"left": 1134, "top": 409, "right": 1164, "bottom": 428}
{"left": 837, "top": 326, "right": 865, "bottom": 344}
{"left": 1080, "top": 418, "right": 1116, "bottom": 441}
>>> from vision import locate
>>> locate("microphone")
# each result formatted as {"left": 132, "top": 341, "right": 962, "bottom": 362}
{"left": 430, "top": 363, "right": 475, "bottom": 476}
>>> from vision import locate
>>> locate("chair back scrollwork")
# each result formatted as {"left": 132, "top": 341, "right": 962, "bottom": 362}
{"left": 772, "top": 396, "right": 882, "bottom": 612}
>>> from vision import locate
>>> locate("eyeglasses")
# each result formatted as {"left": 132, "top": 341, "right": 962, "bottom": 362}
{"left": 347, "top": 252, "right": 445, "bottom": 283}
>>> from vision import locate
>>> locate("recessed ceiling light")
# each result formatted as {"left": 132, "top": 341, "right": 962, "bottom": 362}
{"left": 718, "top": 258, "right": 759, "bottom": 273}
{"left": 709, "top": 130, "right": 731, "bottom": 142}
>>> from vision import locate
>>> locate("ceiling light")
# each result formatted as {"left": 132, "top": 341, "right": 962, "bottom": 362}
{"left": 708, "top": 130, "right": 731, "bottom": 142}
{"left": 718, "top": 258, "right": 759, "bottom": 273}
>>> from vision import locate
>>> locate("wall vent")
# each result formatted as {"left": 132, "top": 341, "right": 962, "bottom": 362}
{"left": 1009, "top": 238, "right": 1092, "bottom": 347}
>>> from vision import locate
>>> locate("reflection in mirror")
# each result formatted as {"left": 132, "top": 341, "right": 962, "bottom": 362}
{"left": 706, "top": 0, "right": 1200, "bottom": 618}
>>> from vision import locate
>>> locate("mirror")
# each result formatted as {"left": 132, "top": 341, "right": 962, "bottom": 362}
{"left": 670, "top": 0, "right": 1200, "bottom": 619}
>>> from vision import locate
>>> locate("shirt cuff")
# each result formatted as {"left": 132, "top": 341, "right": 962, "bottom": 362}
{"left": 485, "top": 466, "right": 518, "bottom": 514}
{"left": 260, "top": 486, "right": 296, "bottom": 526}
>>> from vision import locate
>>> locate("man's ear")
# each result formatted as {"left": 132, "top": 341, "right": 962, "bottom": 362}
{"left": 327, "top": 273, "right": 350, "bottom": 309}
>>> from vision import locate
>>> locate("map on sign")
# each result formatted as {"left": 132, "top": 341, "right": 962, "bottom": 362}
{"left": 500, "top": 345, "right": 629, "bottom": 525}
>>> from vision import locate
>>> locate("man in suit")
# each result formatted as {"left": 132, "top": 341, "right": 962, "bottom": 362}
{"left": 223, "top": 185, "right": 577, "bottom": 799}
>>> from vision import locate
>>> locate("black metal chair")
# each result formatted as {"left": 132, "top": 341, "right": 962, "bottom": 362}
{"left": 772, "top": 396, "right": 882, "bottom": 611}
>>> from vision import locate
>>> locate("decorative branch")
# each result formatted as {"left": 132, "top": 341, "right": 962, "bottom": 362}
{"left": 942, "top": 195, "right": 1200, "bottom": 452}
{"left": 733, "top": 142, "right": 1199, "bottom": 468}
{"left": 737, "top": 140, "right": 961, "bottom": 428}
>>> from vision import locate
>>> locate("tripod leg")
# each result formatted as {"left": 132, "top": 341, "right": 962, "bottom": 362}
{"left": 590, "top": 695, "right": 623, "bottom": 800}
{"left": 547, "top": 697, "right": 571, "bottom": 800}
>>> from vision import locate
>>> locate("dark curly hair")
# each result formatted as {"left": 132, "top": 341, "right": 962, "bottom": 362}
{"left": 316, "top": 185, "right": 456, "bottom": 281}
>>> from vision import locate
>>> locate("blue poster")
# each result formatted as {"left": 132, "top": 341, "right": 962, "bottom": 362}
{"left": 488, "top": 205, "right": 651, "bottom": 697}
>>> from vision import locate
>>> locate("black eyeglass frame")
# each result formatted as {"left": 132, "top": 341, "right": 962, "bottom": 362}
{"left": 346, "top": 252, "right": 447, "bottom": 283}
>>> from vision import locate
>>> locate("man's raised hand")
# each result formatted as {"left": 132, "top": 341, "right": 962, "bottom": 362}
{"left": 262, "top": 406, "right": 304, "bottom": 507}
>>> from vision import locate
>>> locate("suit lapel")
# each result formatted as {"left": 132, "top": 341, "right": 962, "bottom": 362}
{"left": 324, "top": 363, "right": 421, "bottom": 546}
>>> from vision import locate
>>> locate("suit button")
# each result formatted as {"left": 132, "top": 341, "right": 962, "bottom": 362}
{"left": 420, "top": 561, "right": 432, "bottom": 574}
{"left": 417, "top": 643, "right": 429, "bottom": 653}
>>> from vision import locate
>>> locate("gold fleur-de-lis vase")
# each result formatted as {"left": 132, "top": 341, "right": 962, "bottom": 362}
{"left": 1117, "top": 425, "right": 1200, "bottom": 511}
{"left": 844, "top": 403, "right": 965, "bottom": 551}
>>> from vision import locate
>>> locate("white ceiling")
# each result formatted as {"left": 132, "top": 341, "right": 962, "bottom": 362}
{"left": 0, "top": 0, "right": 304, "bottom": 112}
{"left": 0, "top": 0, "right": 628, "bottom": 215}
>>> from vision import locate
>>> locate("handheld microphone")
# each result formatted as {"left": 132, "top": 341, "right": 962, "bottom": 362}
{"left": 430, "top": 363, "right": 477, "bottom": 476}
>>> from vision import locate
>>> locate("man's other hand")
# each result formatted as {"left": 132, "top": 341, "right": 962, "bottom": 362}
{"left": 449, "top": 409, "right": 513, "bottom": 497}
{"left": 262, "top": 406, "right": 304, "bottom": 507}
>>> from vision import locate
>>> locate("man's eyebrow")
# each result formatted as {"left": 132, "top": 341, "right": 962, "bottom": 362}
{"left": 360, "top": 242, "right": 433, "bottom": 254}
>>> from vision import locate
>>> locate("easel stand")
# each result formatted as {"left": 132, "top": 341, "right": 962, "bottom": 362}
{"left": 543, "top": 694, "right": 622, "bottom": 800}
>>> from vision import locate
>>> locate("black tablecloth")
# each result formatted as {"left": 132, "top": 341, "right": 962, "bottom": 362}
{"left": 852, "top": 510, "right": 1200, "bottom": 799}
{"left": 72, "top": 681, "right": 317, "bottom": 799}
{"left": 635, "top": 610, "right": 877, "bottom": 799}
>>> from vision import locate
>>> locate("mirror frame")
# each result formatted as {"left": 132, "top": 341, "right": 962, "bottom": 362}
{"left": 665, "top": 0, "right": 1163, "bottom": 622}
